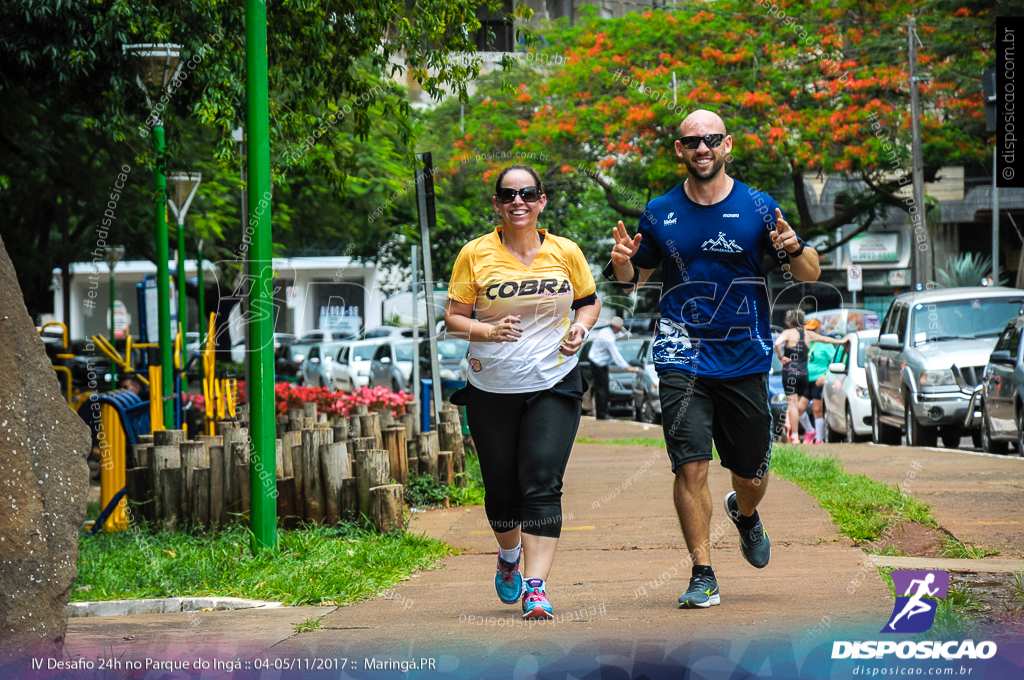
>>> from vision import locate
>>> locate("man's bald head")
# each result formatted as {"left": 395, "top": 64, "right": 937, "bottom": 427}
{"left": 679, "top": 110, "right": 727, "bottom": 137}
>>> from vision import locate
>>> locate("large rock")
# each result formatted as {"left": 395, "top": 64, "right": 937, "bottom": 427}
{"left": 0, "top": 234, "right": 91, "bottom": 663}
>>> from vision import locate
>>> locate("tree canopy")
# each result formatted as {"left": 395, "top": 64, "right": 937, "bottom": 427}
{"left": 404, "top": 0, "right": 1001, "bottom": 283}
{"left": 0, "top": 0, "right": 509, "bottom": 319}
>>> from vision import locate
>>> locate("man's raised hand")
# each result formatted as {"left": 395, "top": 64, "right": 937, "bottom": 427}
{"left": 769, "top": 208, "right": 801, "bottom": 254}
{"left": 611, "top": 221, "right": 642, "bottom": 266}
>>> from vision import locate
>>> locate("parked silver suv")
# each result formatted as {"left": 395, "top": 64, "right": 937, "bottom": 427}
{"left": 865, "top": 287, "right": 1023, "bottom": 448}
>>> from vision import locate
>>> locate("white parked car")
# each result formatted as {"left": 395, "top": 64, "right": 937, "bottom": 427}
{"left": 300, "top": 341, "right": 348, "bottom": 389}
{"left": 823, "top": 329, "right": 879, "bottom": 442}
{"left": 368, "top": 340, "right": 417, "bottom": 393}
{"left": 341, "top": 339, "right": 386, "bottom": 389}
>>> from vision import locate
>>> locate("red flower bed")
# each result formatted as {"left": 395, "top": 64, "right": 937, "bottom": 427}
{"left": 274, "top": 383, "right": 413, "bottom": 419}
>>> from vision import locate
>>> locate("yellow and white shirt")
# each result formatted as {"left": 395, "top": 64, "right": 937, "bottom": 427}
{"left": 449, "top": 228, "right": 597, "bottom": 393}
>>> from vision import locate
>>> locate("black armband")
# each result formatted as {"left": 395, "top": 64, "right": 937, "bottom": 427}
{"left": 601, "top": 259, "right": 641, "bottom": 290}
{"left": 571, "top": 292, "right": 598, "bottom": 310}
{"left": 788, "top": 241, "right": 806, "bottom": 259}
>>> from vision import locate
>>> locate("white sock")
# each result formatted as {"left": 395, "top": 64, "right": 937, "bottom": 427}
{"left": 799, "top": 411, "right": 813, "bottom": 435}
{"left": 815, "top": 418, "right": 825, "bottom": 443}
{"left": 499, "top": 541, "right": 521, "bottom": 563}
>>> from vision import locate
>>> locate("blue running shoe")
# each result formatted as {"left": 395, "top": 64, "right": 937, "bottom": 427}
{"left": 521, "top": 578, "right": 554, "bottom": 619}
{"left": 724, "top": 491, "right": 771, "bottom": 569}
{"left": 678, "top": 573, "right": 721, "bottom": 608}
{"left": 495, "top": 554, "right": 524, "bottom": 604}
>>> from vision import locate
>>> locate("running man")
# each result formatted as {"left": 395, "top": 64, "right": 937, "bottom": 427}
{"left": 606, "top": 109, "right": 821, "bottom": 608}
{"left": 446, "top": 164, "right": 601, "bottom": 620}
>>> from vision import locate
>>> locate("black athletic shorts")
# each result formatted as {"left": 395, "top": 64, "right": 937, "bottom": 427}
{"left": 659, "top": 370, "right": 773, "bottom": 480}
{"left": 781, "top": 368, "right": 807, "bottom": 397}
{"left": 804, "top": 379, "right": 824, "bottom": 401}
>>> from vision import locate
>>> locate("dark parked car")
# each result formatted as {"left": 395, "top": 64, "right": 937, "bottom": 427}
{"left": 968, "top": 311, "right": 1024, "bottom": 453}
{"left": 578, "top": 336, "right": 645, "bottom": 418}
{"left": 866, "top": 287, "right": 1022, "bottom": 448}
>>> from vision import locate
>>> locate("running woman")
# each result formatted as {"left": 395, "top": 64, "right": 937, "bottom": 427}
{"left": 445, "top": 164, "right": 601, "bottom": 620}
{"left": 607, "top": 109, "right": 822, "bottom": 608}
{"left": 774, "top": 311, "right": 846, "bottom": 443}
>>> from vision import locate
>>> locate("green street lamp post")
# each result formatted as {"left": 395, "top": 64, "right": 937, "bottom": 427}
{"left": 245, "top": 0, "right": 277, "bottom": 551}
{"left": 104, "top": 246, "right": 125, "bottom": 386}
{"left": 168, "top": 171, "right": 202, "bottom": 385}
{"left": 123, "top": 43, "right": 182, "bottom": 427}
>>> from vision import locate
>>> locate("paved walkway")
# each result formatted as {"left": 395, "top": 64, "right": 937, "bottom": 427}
{"left": 65, "top": 417, "right": 892, "bottom": 670}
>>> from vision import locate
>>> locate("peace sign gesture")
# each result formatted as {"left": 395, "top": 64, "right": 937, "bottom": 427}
{"left": 611, "top": 221, "right": 642, "bottom": 267}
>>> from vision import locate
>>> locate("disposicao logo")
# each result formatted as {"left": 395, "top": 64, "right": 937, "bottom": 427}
{"left": 830, "top": 570, "right": 998, "bottom": 661}
{"left": 883, "top": 569, "right": 948, "bottom": 634}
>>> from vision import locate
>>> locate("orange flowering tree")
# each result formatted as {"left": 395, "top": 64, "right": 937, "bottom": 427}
{"left": 422, "top": 0, "right": 994, "bottom": 262}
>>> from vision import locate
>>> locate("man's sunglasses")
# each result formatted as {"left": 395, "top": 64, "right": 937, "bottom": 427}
{"left": 497, "top": 186, "right": 541, "bottom": 204}
{"left": 677, "top": 134, "right": 725, "bottom": 150}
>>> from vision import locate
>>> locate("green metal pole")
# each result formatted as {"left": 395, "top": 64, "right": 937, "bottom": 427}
{"left": 197, "top": 243, "right": 206, "bottom": 382}
{"left": 176, "top": 221, "right": 188, "bottom": 392}
{"left": 246, "top": 0, "right": 277, "bottom": 552}
{"left": 109, "top": 267, "right": 117, "bottom": 385}
{"left": 154, "top": 126, "right": 174, "bottom": 426}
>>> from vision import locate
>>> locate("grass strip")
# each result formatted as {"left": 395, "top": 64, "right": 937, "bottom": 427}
{"left": 74, "top": 522, "right": 454, "bottom": 606}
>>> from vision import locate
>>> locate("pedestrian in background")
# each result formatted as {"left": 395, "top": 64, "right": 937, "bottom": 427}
{"left": 588, "top": 317, "right": 640, "bottom": 420}
{"left": 803, "top": 319, "right": 838, "bottom": 444}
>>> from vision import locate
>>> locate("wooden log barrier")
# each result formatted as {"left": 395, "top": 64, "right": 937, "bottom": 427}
{"left": 355, "top": 449, "right": 389, "bottom": 524}
{"left": 437, "top": 451, "right": 454, "bottom": 486}
{"left": 159, "top": 467, "right": 182, "bottom": 532}
{"left": 340, "top": 477, "right": 358, "bottom": 522}
{"left": 321, "top": 442, "right": 349, "bottom": 525}
{"left": 150, "top": 445, "right": 180, "bottom": 521}
{"left": 369, "top": 484, "right": 404, "bottom": 533}
{"left": 437, "top": 422, "right": 465, "bottom": 488}
{"left": 236, "top": 462, "right": 251, "bottom": 517}
{"left": 276, "top": 477, "right": 298, "bottom": 529}
{"left": 291, "top": 444, "right": 304, "bottom": 513}
{"left": 382, "top": 426, "right": 408, "bottom": 484}
{"left": 180, "top": 441, "right": 208, "bottom": 515}
{"left": 125, "top": 466, "right": 153, "bottom": 524}
{"left": 281, "top": 430, "right": 301, "bottom": 477}
{"left": 209, "top": 445, "right": 225, "bottom": 525}
{"left": 302, "top": 429, "right": 328, "bottom": 523}
{"left": 417, "top": 431, "right": 439, "bottom": 481}
{"left": 191, "top": 467, "right": 210, "bottom": 527}
{"left": 357, "top": 413, "right": 382, "bottom": 450}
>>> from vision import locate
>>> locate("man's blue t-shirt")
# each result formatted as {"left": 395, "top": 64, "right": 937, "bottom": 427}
{"left": 631, "top": 179, "right": 798, "bottom": 379}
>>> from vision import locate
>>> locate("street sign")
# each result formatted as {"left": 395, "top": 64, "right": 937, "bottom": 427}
{"left": 847, "top": 265, "right": 863, "bottom": 292}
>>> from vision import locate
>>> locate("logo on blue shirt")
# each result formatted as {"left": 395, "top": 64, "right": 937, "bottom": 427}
{"left": 700, "top": 232, "right": 744, "bottom": 253}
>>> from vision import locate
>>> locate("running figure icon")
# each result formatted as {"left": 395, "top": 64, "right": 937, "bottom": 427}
{"left": 888, "top": 573, "right": 939, "bottom": 630}
{"left": 882, "top": 570, "right": 949, "bottom": 634}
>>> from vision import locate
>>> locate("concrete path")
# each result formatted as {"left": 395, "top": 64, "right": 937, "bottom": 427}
{"left": 65, "top": 417, "right": 893, "bottom": 670}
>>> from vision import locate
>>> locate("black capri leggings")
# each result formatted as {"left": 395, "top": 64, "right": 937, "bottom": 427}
{"left": 464, "top": 366, "right": 583, "bottom": 538}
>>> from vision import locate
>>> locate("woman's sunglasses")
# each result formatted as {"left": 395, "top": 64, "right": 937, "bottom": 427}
{"left": 677, "top": 134, "right": 725, "bottom": 150}
{"left": 497, "top": 186, "right": 541, "bottom": 204}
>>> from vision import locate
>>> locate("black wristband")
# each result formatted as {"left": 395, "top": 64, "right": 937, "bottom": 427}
{"left": 601, "top": 260, "right": 641, "bottom": 289}
{"left": 788, "top": 242, "right": 805, "bottom": 259}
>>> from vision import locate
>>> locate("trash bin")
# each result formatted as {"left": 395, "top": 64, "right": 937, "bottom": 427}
{"left": 419, "top": 379, "right": 470, "bottom": 435}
